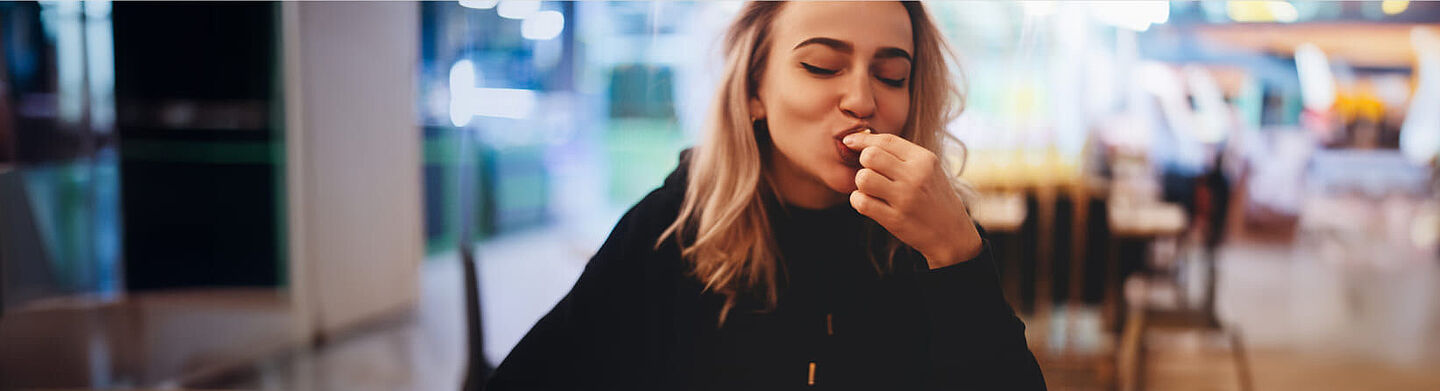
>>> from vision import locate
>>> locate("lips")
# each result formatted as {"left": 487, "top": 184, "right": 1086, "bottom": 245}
{"left": 834, "top": 124, "right": 872, "bottom": 140}
{"left": 837, "top": 138, "right": 861, "bottom": 168}
{"left": 834, "top": 126, "right": 869, "bottom": 168}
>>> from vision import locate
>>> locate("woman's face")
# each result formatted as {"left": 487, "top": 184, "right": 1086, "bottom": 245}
{"left": 752, "top": 1, "right": 913, "bottom": 205}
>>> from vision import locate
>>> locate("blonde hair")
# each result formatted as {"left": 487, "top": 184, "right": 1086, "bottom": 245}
{"left": 658, "top": 1, "right": 969, "bottom": 325}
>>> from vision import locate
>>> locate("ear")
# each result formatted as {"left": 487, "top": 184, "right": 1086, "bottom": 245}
{"left": 748, "top": 95, "right": 767, "bottom": 120}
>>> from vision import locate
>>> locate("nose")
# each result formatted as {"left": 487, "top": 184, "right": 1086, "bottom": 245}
{"left": 838, "top": 71, "right": 876, "bottom": 120}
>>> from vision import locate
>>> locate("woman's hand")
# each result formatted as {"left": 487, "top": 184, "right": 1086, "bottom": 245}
{"left": 842, "top": 131, "right": 982, "bottom": 269}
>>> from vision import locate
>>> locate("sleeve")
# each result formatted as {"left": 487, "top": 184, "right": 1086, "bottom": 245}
{"left": 485, "top": 189, "right": 679, "bottom": 390}
{"left": 914, "top": 238, "right": 1048, "bottom": 390}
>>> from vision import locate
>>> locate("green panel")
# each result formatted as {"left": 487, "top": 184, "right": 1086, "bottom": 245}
{"left": 604, "top": 118, "right": 686, "bottom": 209}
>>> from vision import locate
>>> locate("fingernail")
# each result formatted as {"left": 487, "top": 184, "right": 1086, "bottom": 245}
{"left": 843, "top": 134, "right": 858, "bottom": 145}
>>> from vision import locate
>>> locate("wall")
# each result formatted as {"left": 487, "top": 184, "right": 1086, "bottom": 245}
{"left": 283, "top": 1, "right": 423, "bottom": 341}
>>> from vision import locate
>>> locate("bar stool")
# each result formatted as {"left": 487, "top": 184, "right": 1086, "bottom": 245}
{"left": 1110, "top": 201, "right": 1252, "bottom": 391}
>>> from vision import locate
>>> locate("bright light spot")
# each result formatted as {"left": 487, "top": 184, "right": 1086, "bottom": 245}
{"left": 449, "top": 59, "right": 538, "bottom": 124}
{"left": 459, "top": 0, "right": 499, "bottom": 10}
{"left": 1271, "top": 2, "right": 1299, "bottom": 22}
{"left": 1295, "top": 43, "right": 1336, "bottom": 112}
{"left": 449, "top": 60, "right": 476, "bottom": 93}
{"left": 1382, "top": 0, "right": 1410, "bottom": 16}
{"left": 51, "top": 0, "right": 85, "bottom": 125}
{"left": 1137, "top": 62, "right": 1182, "bottom": 99}
{"left": 449, "top": 60, "right": 477, "bottom": 127}
{"left": 471, "top": 88, "right": 538, "bottom": 119}
{"left": 521, "top": 10, "right": 564, "bottom": 40}
{"left": 1402, "top": 27, "right": 1440, "bottom": 164}
{"left": 1090, "top": 1, "right": 1169, "bottom": 32}
{"left": 1185, "top": 67, "right": 1229, "bottom": 143}
{"left": 497, "top": 0, "right": 540, "bottom": 20}
{"left": 1227, "top": 1, "right": 1299, "bottom": 23}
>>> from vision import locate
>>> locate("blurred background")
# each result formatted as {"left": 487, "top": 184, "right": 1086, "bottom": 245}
{"left": 0, "top": 1, "right": 1437, "bottom": 390}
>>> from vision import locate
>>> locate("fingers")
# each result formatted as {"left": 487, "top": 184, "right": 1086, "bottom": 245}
{"left": 849, "top": 190, "right": 899, "bottom": 225}
{"left": 842, "top": 131, "right": 926, "bottom": 162}
{"left": 846, "top": 132, "right": 940, "bottom": 186}
{"left": 854, "top": 167, "right": 898, "bottom": 201}
{"left": 857, "top": 146, "right": 909, "bottom": 182}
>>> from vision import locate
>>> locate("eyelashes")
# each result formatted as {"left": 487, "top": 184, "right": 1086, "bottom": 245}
{"left": 801, "top": 62, "right": 838, "bottom": 76}
{"left": 800, "top": 62, "right": 906, "bottom": 88}
{"left": 877, "top": 76, "right": 905, "bottom": 88}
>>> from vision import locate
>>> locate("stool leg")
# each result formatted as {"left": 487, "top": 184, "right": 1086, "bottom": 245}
{"left": 1066, "top": 189, "right": 1090, "bottom": 349}
{"left": 1230, "top": 328, "right": 1254, "bottom": 391}
{"left": 1104, "top": 237, "right": 1121, "bottom": 333}
{"left": 1117, "top": 289, "right": 1147, "bottom": 391}
{"left": 1035, "top": 187, "right": 1057, "bottom": 348}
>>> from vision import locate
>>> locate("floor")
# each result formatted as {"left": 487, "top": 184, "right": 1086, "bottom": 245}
{"left": 11, "top": 193, "right": 1430, "bottom": 390}
{"left": 0, "top": 288, "right": 293, "bottom": 390}
{"left": 194, "top": 200, "right": 1440, "bottom": 390}
{"left": 191, "top": 259, "right": 469, "bottom": 391}
{"left": 1131, "top": 191, "right": 1440, "bottom": 390}
{"left": 187, "top": 228, "right": 597, "bottom": 391}
{"left": 1134, "top": 238, "right": 1440, "bottom": 390}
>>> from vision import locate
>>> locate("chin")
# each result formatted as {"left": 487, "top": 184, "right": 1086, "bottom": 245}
{"left": 822, "top": 164, "right": 860, "bottom": 194}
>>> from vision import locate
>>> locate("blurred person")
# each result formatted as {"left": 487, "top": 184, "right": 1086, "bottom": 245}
{"left": 486, "top": 2, "right": 1044, "bottom": 390}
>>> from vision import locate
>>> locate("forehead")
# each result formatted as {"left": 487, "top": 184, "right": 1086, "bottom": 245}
{"left": 771, "top": 1, "right": 914, "bottom": 55}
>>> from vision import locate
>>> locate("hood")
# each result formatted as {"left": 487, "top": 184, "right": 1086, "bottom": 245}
{"left": 659, "top": 147, "right": 694, "bottom": 195}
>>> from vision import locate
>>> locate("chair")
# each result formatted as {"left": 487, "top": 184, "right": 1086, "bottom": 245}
{"left": 1111, "top": 201, "right": 1253, "bottom": 391}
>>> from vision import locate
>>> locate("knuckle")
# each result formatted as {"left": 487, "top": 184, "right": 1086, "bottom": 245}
{"left": 850, "top": 192, "right": 868, "bottom": 211}
{"left": 917, "top": 151, "right": 939, "bottom": 166}
{"left": 856, "top": 169, "right": 875, "bottom": 187}
{"left": 916, "top": 161, "right": 935, "bottom": 178}
{"left": 879, "top": 134, "right": 901, "bottom": 146}
{"left": 913, "top": 156, "right": 939, "bottom": 178}
{"left": 859, "top": 148, "right": 877, "bottom": 166}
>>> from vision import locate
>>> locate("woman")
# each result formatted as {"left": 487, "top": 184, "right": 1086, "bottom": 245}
{"left": 487, "top": 2, "right": 1046, "bottom": 389}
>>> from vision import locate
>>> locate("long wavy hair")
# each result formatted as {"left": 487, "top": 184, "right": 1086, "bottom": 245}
{"left": 658, "top": 1, "right": 970, "bottom": 325}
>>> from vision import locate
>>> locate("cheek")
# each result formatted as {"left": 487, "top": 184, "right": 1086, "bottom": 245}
{"left": 773, "top": 74, "right": 835, "bottom": 122}
{"left": 878, "top": 89, "right": 910, "bottom": 129}
{"left": 765, "top": 79, "right": 835, "bottom": 150}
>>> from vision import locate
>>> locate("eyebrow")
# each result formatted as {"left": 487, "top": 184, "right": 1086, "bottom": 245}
{"left": 793, "top": 37, "right": 912, "bottom": 62}
{"left": 875, "top": 47, "right": 912, "bottom": 62}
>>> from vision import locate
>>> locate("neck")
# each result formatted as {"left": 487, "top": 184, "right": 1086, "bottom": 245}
{"left": 769, "top": 152, "right": 846, "bottom": 210}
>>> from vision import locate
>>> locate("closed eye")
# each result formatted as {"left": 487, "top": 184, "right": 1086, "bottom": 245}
{"left": 877, "top": 76, "right": 906, "bottom": 88}
{"left": 801, "top": 62, "right": 838, "bottom": 76}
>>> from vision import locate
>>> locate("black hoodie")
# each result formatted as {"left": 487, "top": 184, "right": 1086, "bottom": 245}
{"left": 486, "top": 150, "right": 1046, "bottom": 390}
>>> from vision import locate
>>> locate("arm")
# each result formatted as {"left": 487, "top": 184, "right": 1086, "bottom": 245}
{"left": 840, "top": 132, "right": 1045, "bottom": 389}
{"left": 486, "top": 189, "right": 680, "bottom": 390}
{"left": 915, "top": 239, "right": 1047, "bottom": 390}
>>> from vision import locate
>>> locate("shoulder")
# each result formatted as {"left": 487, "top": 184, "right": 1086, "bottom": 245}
{"left": 612, "top": 186, "right": 684, "bottom": 248}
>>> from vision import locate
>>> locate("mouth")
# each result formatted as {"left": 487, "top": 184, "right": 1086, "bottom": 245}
{"left": 836, "top": 138, "right": 861, "bottom": 168}
{"left": 833, "top": 124, "right": 872, "bottom": 140}
{"left": 833, "top": 125, "right": 871, "bottom": 168}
